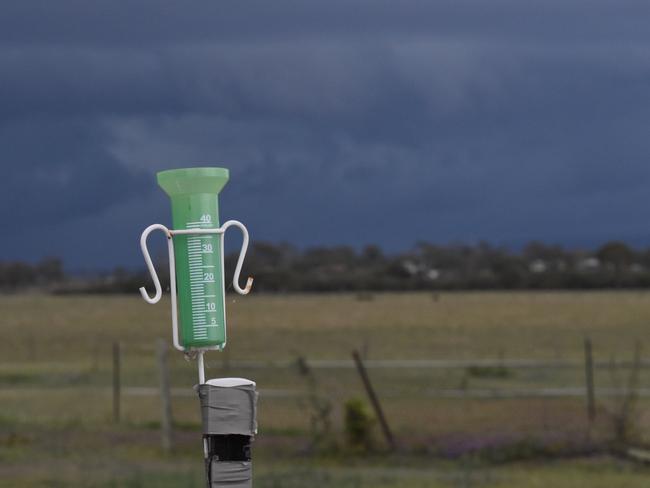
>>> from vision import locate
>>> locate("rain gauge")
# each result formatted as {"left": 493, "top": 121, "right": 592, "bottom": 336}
{"left": 139, "top": 167, "right": 257, "bottom": 487}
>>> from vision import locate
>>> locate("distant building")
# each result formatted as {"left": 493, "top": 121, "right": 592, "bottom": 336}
{"left": 529, "top": 259, "right": 547, "bottom": 274}
{"left": 402, "top": 260, "right": 440, "bottom": 280}
{"left": 426, "top": 269, "right": 440, "bottom": 280}
{"left": 402, "top": 260, "right": 420, "bottom": 276}
{"left": 577, "top": 257, "right": 600, "bottom": 271}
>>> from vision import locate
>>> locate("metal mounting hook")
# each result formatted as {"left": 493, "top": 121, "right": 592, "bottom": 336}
{"left": 138, "top": 220, "right": 253, "bottom": 356}
{"left": 221, "top": 220, "right": 254, "bottom": 295}
{"left": 138, "top": 223, "right": 171, "bottom": 304}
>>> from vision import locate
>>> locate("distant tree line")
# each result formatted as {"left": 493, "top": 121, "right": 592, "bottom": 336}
{"left": 4, "top": 241, "right": 650, "bottom": 293}
{"left": 232, "top": 240, "right": 650, "bottom": 292}
{"left": 0, "top": 257, "right": 64, "bottom": 290}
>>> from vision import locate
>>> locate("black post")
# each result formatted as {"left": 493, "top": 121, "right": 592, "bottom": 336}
{"left": 198, "top": 379, "right": 256, "bottom": 487}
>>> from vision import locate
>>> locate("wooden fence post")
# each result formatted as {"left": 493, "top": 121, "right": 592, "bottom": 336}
{"left": 157, "top": 339, "right": 174, "bottom": 451}
{"left": 352, "top": 349, "right": 396, "bottom": 451}
{"left": 584, "top": 337, "right": 596, "bottom": 424}
{"left": 112, "top": 342, "right": 121, "bottom": 423}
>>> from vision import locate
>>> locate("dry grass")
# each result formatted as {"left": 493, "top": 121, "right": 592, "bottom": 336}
{"left": 1, "top": 291, "right": 650, "bottom": 486}
{"left": 2, "top": 290, "right": 650, "bottom": 361}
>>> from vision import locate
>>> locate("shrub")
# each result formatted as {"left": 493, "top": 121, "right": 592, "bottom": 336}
{"left": 343, "top": 397, "right": 375, "bottom": 451}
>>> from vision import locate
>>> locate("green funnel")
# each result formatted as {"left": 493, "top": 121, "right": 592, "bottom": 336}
{"left": 157, "top": 167, "right": 230, "bottom": 350}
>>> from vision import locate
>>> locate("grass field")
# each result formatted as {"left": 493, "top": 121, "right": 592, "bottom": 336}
{"left": 1, "top": 291, "right": 649, "bottom": 486}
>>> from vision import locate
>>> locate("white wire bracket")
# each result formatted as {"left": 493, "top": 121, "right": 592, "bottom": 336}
{"left": 138, "top": 220, "right": 253, "bottom": 357}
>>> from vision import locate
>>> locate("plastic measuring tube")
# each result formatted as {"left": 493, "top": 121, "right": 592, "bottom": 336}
{"left": 157, "top": 167, "right": 230, "bottom": 350}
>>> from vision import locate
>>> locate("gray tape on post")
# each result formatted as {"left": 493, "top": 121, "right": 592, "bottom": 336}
{"left": 197, "top": 379, "right": 258, "bottom": 435}
{"left": 210, "top": 461, "right": 252, "bottom": 488}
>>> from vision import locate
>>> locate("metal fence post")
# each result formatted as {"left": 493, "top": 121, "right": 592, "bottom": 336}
{"left": 112, "top": 342, "right": 121, "bottom": 423}
{"left": 584, "top": 337, "right": 596, "bottom": 424}
{"left": 352, "top": 349, "right": 396, "bottom": 451}
{"left": 157, "top": 339, "right": 174, "bottom": 451}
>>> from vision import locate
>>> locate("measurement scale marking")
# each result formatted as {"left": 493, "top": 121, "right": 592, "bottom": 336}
{"left": 185, "top": 220, "right": 218, "bottom": 342}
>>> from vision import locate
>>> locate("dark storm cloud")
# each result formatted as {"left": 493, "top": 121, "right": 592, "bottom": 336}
{"left": 0, "top": 116, "right": 150, "bottom": 223}
{"left": 2, "top": 1, "right": 650, "bottom": 45}
{"left": 1, "top": 1, "right": 650, "bottom": 267}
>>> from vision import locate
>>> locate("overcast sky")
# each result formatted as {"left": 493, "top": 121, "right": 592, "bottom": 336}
{"left": 2, "top": 1, "right": 650, "bottom": 269}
